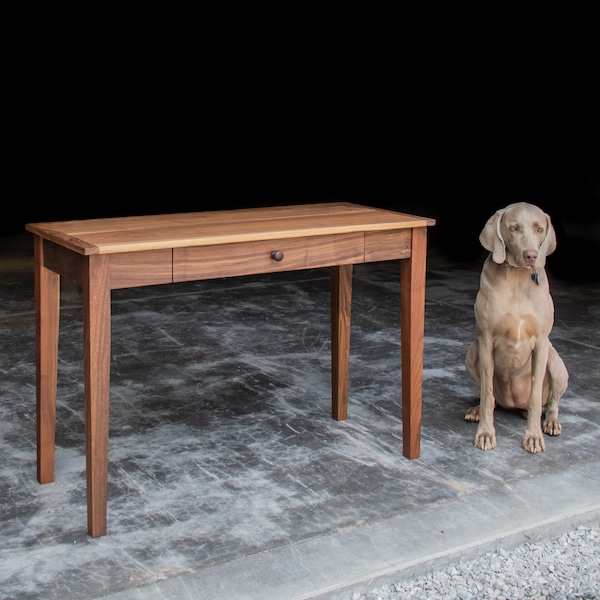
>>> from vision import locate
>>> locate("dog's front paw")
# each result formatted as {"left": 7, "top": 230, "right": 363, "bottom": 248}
{"left": 474, "top": 428, "right": 496, "bottom": 450}
{"left": 543, "top": 416, "right": 562, "bottom": 436}
{"left": 522, "top": 430, "right": 546, "bottom": 453}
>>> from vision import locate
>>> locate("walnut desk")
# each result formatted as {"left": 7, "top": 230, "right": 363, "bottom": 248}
{"left": 26, "top": 202, "right": 435, "bottom": 537}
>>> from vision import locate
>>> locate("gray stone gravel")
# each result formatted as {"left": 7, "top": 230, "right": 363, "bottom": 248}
{"left": 347, "top": 524, "right": 600, "bottom": 600}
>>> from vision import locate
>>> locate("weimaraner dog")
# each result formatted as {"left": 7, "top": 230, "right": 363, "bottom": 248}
{"left": 465, "top": 202, "right": 569, "bottom": 453}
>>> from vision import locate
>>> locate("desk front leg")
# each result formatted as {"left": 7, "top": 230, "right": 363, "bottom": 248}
{"left": 400, "top": 227, "right": 428, "bottom": 459}
{"left": 82, "top": 254, "right": 111, "bottom": 538}
{"left": 330, "top": 264, "right": 353, "bottom": 420}
{"left": 35, "top": 235, "right": 60, "bottom": 485}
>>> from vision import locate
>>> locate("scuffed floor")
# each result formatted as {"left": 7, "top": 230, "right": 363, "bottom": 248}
{"left": 1, "top": 227, "right": 599, "bottom": 600}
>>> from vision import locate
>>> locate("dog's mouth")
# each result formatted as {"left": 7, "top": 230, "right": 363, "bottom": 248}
{"left": 520, "top": 260, "right": 538, "bottom": 270}
{"left": 505, "top": 249, "right": 543, "bottom": 270}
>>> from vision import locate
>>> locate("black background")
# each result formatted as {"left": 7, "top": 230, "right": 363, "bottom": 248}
{"left": 5, "top": 25, "right": 599, "bottom": 280}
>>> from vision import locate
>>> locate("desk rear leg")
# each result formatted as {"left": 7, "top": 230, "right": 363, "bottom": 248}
{"left": 330, "top": 264, "right": 353, "bottom": 420}
{"left": 35, "top": 235, "right": 59, "bottom": 484}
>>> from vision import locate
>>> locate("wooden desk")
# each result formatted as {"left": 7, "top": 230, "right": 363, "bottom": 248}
{"left": 26, "top": 202, "right": 435, "bottom": 537}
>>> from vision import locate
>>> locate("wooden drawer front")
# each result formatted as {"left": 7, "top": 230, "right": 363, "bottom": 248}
{"left": 109, "top": 249, "right": 173, "bottom": 289}
{"left": 365, "top": 230, "right": 411, "bottom": 262}
{"left": 173, "top": 233, "right": 364, "bottom": 282}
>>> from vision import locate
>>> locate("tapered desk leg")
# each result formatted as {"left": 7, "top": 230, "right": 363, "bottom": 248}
{"left": 331, "top": 264, "right": 353, "bottom": 420}
{"left": 35, "top": 236, "right": 60, "bottom": 485}
{"left": 82, "top": 254, "right": 111, "bottom": 538}
{"left": 401, "top": 227, "right": 428, "bottom": 459}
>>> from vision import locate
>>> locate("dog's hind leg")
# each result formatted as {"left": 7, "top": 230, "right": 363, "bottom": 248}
{"left": 465, "top": 405, "right": 480, "bottom": 421}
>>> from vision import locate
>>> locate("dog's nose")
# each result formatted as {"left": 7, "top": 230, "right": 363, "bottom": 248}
{"left": 523, "top": 249, "right": 538, "bottom": 263}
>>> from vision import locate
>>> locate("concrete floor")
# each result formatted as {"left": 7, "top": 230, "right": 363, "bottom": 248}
{"left": 1, "top": 220, "right": 599, "bottom": 600}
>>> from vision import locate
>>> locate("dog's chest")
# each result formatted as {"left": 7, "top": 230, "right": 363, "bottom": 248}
{"left": 476, "top": 267, "right": 554, "bottom": 338}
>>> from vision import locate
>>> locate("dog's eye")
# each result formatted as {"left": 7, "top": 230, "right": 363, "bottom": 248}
{"left": 508, "top": 225, "right": 518, "bottom": 232}
{"left": 537, "top": 227, "right": 544, "bottom": 233}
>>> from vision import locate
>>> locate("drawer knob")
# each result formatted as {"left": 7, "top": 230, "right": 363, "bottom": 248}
{"left": 271, "top": 250, "right": 284, "bottom": 261}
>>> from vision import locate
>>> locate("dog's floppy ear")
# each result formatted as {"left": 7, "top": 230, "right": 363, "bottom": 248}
{"left": 541, "top": 211, "right": 557, "bottom": 256}
{"left": 479, "top": 209, "right": 506, "bottom": 264}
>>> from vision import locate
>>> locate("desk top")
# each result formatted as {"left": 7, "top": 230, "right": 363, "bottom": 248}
{"left": 25, "top": 202, "right": 435, "bottom": 256}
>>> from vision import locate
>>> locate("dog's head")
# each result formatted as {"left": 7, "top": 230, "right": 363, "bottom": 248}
{"left": 479, "top": 202, "right": 557, "bottom": 269}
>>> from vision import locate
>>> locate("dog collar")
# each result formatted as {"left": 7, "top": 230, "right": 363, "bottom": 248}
{"left": 500, "top": 260, "right": 540, "bottom": 285}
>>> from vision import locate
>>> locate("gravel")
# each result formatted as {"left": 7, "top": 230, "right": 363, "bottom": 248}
{"left": 346, "top": 524, "right": 600, "bottom": 600}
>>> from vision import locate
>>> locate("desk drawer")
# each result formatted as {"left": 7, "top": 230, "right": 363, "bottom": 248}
{"left": 173, "top": 233, "right": 364, "bottom": 282}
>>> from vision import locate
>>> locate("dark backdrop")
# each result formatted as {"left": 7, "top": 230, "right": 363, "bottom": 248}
{"left": 5, "top": 79, "right": 598, "bottom": 280}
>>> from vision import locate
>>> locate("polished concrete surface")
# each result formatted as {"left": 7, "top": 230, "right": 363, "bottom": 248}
{"left": 1, "top": 220, "right": 599, "bottom": 600}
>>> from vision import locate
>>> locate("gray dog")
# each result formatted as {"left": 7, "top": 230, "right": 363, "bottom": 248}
{"left": 464, "top": 202, "right": 569, "bottom": 453}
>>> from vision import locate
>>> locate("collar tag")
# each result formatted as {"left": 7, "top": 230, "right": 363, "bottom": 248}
{"left": 531, "top": 270, "right": 540, "bottom": 285}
